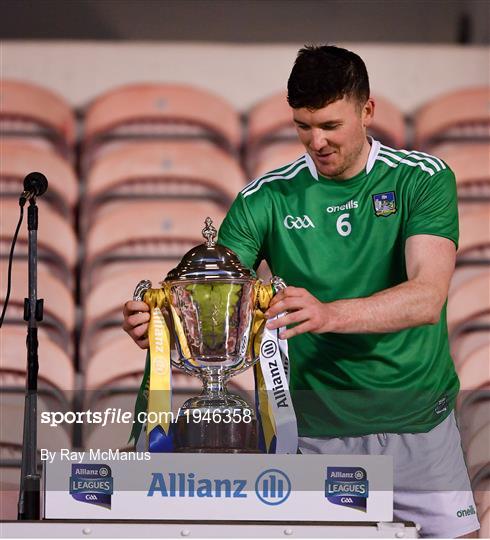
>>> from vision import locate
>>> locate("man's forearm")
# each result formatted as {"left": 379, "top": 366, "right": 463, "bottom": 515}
{"left": 324, "top": 279, "right": 446, "bottom": 334}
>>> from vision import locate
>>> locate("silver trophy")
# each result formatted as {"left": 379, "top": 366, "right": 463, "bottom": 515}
{"left": 134, "top": 217, "right": 285, "bottom": 452}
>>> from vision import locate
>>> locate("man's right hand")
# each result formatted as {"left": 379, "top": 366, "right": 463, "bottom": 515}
{"left": 123, "top": 301, "right": 150, "bottom": 349}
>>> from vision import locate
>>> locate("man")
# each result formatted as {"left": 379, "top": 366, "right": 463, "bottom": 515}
{"left": 123, "top": 45, "right": 479, "bottom": 537}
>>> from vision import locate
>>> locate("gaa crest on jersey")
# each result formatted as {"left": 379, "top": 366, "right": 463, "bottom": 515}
{"left": 372, "top": 191, "right": 397, "bottom": 217}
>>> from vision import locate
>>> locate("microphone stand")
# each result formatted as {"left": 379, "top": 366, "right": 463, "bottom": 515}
{"left": 17, "top": 198, "right": 43, "bottom": 520}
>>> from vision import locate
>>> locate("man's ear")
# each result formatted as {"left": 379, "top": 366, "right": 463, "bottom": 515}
{"left": 362, "top": 98, "right": 375, "bottom": 128}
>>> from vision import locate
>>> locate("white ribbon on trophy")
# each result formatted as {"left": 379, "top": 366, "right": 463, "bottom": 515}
{"left": 259, "top": 313, "right": 298, "bottom": 454}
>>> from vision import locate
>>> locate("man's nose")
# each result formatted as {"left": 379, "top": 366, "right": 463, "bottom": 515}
{"left": 309, "top": 129, "right": 326, "bottom": 151}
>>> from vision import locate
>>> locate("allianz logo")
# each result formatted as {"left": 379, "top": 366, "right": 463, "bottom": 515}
{"left": 147, "top": 470, "right": 291, "bottom": 505}
{"left": 283, "top": 215, "right": 315, "bottom": 229}
{"left": 326, "top": 200, "right": 359, "bottom": 213}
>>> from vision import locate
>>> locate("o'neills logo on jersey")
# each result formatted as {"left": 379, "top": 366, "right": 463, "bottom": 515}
{"left": 283, "top": 215, "right": 315, "bottom": 229}
{"left": 326, "top": 200, "right": 359, "bottom": 213}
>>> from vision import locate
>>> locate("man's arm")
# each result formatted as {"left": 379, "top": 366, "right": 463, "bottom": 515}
{"left": 266, "top": 234, "right": 456, "bottom": 339}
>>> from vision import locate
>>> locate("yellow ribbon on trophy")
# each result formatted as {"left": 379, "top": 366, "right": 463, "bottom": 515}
{"left": 143, "top": 287, "right": 174, "bottom": 452}
{"left": 251, "top": 283, "right": 277, "bottom": 453}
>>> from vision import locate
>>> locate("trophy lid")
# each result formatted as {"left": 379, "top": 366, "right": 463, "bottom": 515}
{"left": 165, "top": 217, "right": 254, "bottom": 281}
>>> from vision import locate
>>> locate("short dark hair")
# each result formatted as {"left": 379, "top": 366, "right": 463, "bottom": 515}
{"left": 287, "top": 45, "right": 370, "bottom": 110}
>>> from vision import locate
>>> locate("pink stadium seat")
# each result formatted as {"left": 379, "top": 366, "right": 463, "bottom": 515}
{"left": 465, "top": 422, "right": 490, "bottom": 478}
{"left": 0, "top": 260, "right": 75, "bottom": 351}
{"left": 437, "top": 143, "right": 490, "bottom": 188}
{"left": 81, "top": 261, "right": 179, "bottom": 362}
{"left": 458, "top": 394, "right": 490, "bottom": 449}
{"left": 0, "top": 393, "right": 72, "bottom": 451}
{"left": 414, "top": 87, "right": 490, "bottom": 150}
{"left": 451, "top": 314, "right": 490, "bottom": 369}
{"left": 480, "top": 508, "right": 490, "bottom": 538}
{"left": 474, "top": 475, "right": 490, "bottom": 529}
{"left": 436, "top": 143, "right": 490, "bottom": 215}
{"left": 0, "top": 326, "right": 76, "bottom": 407}
{"left": 81, "top": 140, "right": 245, "bottom": 231}
{"left": 82, "top": 200, "right": 226, "bottom": 295}
{"left": 0, "top": 140, "right": 78, "bottom": 220}
{"left": 83, "top": 83, "right": 241, "bottom": 166}
{"left": 252, "top": 141, "right": 306, "bottom": 178}
{"left": 457, "top": 343, "right": 490, "bottom": 394}
{"left": 447, "top": 274, "right": 490, "bottom": 336}
{"left": 458, "top": 207, "right": 490, "bottom": 249}
{"left": 1, "top": 200, "right": 77, "bottom": 283}
{"left": 456, "top": 207, "right": 490, "bottom": 288}
{"left": 0, "top": 80, "right": 76, "bottom": 157}
{"left": 0, "top": 486, "right": 18, "bottom": 520}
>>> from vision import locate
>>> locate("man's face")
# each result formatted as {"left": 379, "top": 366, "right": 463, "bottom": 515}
{"left": 293, "top": 96, "right": 374, "bottom": 180}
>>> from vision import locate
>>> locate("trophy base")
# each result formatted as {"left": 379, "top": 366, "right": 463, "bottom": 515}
{"left": 174, "top": 414, "right": 258, "bottom": 453}
{"left": 173, "top": 390, "right": 259, "bottom": 453}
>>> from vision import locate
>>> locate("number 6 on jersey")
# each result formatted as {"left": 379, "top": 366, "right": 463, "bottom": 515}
{"left": 336, "top": 213, "right": 352, "bottom": 237}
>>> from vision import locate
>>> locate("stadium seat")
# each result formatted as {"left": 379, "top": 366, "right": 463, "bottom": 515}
{"left": 473, "top": 472, "right": 490, "bottom": 535}
{"left": 0, "top": 80, "right": 76, "bottom": 158}
{"left": 457, "top": 343, "right": 490, "bottom": 394}
{"left": 457, "top": 391, "right": 490, "bottom": 449}
{"left": 81, "top": 140, "right": 245, "bottom": 231}
{"left": 458, "top": 207, "right": 490, "bottom": 254}
{"left": 414, "top": 87, "right": 490, "bottom": 150}
{"left": 85, "top": 334, "right": 153, "bottom": 392}
{"left": 1, "top": 200, "right": 77, "bottom": 284}
{"left": 452, "top": 208, "right": 490, "bottom": 295}
{"left": 480, "top": 508, "right": 490, "bottom": 538}
{"left": 436, "top": 142, "right": 490, "bottom": 221}
{"left": 0, "top": 140, "right": 78, "bottom": 220}
{"left": 81, "top": 261, "right": 179, "bottom": 363}
{"left": 0, "top": 393, "right": 72, "bottom": 451}
{"left": 0, "top": 260, "right": 75, "bottom": 351}
{"left": 451, "top": 314, "right": 490, "bottom": 369}
{"left": 246, "top": 90, "right": 406, "bottom": 173}
{"left": 0, "top": 484, "right": 18, "bottom": 520}
{"left": 252, "top": 141, "right": 306, "bottom": 178}
{"left": 465, "top": 422, "right": 490, "bottom": 478}
{"left": 82, "top": 83, "right": 242, "bottom": 166}
{"left": 0, "top": 326, "right": 76, "bottom": 410}
{"left": 436, "top": 143, "right": 490, "bottom": 196}
{"left": 450, "top": 206, "right": 490, "bottom": 320}
{"left": 82, "top": 200, "right": 226, "bottom": 296}
{"left": 447, "top": 274, "right": 490, "bottom": 336}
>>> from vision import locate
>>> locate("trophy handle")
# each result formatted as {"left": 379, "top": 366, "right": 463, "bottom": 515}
{"left": 133, "top": 279, "right": 152, "bottom": 301}
{"left": 271, "top": 276, "right": 287, "bottom": 295}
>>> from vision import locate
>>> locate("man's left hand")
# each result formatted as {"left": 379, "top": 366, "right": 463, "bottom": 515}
{"left": 265, "top": 286, "right": 330, "bottom": 339}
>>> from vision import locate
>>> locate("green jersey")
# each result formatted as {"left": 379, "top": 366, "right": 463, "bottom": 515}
{"left": 218, "top": 138, "right": 460, "bottom": 437}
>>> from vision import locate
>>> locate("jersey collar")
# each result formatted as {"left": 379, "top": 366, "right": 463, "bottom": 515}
{"left": 304, "top": 136, "right": 381, "bottom": 181}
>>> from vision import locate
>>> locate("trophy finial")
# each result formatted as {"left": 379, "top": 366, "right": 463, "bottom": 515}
{"left": 202, "top": 217, "right": 217, "bottom": 247}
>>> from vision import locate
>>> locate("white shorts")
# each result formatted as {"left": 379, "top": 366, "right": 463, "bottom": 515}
{"left": 299, "top": 412, "right": 480, "bottom": 538}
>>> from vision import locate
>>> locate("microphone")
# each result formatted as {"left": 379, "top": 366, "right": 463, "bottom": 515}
{"left": 20, "top": 172, "right": 48, "bottom": 205}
